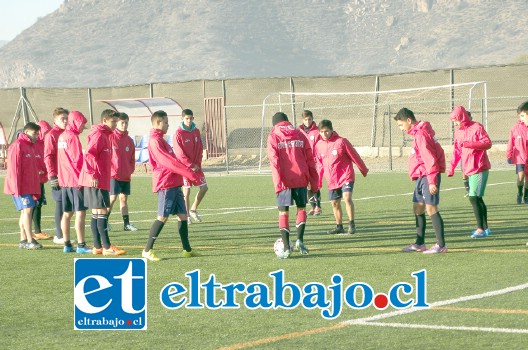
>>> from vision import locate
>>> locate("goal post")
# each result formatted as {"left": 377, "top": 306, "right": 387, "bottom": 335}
{"left": 259, "top": 81, "right": 488, "bottom": 173}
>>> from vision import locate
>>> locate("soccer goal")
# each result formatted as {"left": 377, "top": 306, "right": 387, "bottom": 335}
{"left": 259, "top": 81, "right": 487, "bottom": 173}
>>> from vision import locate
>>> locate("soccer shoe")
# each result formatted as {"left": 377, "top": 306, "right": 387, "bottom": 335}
{"left": 423, "top": 243, "right": 448, "bottom": 254}
{"left": 464, "top": 192, "right": 469, "bottom": 198}
{"left": 327, "top": 226, "right": 345, "bottom": 234}
{"left": 33, "top": 232, "right": 52, "bottom": 240}
{"left": 26, "top": 241, "right": 43, "bottom": 250}
{"left": 524, "top": 196, "right": 528, "bottom": 204}
{"left": 53, "top": 236, "right": 76, "bottom": 245}
{"left": 402, "top": 243, "right": 427, "bottom": 252}
{"left": 276, "top": 249, "right": 291, "bottom": 259}
{"left": 307, "top": 209, "right": 315, "bottom": 216}
{"left": 189, "top": 210, "right": 202, "bottom": 223}
{"left": 295, "top": 240, "right": 309, "bottom": 254}
{"left": 347, "top": 222, "right": 356, "bottom": 234}
{"left": 470, "top": 229, "right": 490, "bottom": 239}
{"left": 182, "top": 250, "right": 199, "bottom": 258}
{"left": 313, "top": 207, "right": 322, "bottom": 216}
{"left": 18, "top": 241, "right": 27, "bottom": 249}
{"left": 142, "top": 249, "right": 161, "bottom": 261}
{"left": 517, "top": 194, "right": 522, "bottom": 204}
{"left": 103, "top": 245, "right": 126, "bottom": 256}
{"left": 124, "top": 224, "right": 139, "bottom": 231}
{"left": 63, "top": 245, "right": 76, "bottom": 253}
{"left": 76, "top": 246, "right": 93, "bottom": 254}
{"left": 92, "top": 247, "right": 103, "bottom": 255}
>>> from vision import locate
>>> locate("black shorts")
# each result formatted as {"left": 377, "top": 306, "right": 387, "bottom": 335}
{"left": 62, "top": 187, "right": 87, "bottom": 212}
{"left": 328, "top": 182, "right": 354, "bottom": 201}
{"left": 276, "top": 187, "right": 308, "bottom": 208}
{"left": 83, "top": 187, "right": 110, "bottom": 209}
{"left": 110, "top": 179, "right": 131, "bottom": 195}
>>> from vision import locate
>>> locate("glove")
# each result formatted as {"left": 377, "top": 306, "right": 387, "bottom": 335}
{"left": 507, "top": 159, "right": 513, "bottom": 164}
{"left": 49, "top": 176, "right": 60, "bottom": 191}
{"left": 447, "top": 170, "right": 454, "bottom": 177}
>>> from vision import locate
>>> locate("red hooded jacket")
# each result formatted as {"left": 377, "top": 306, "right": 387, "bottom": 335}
{"left": 79, "top": 124, "right": 114, "bottom": 191}
{"left": 57, "top": 111, "right": 86, "bottom": 188}
{"left": 148, "top": 128, "right": 200, "bottom": 192}
{"left": 405, "top": 121, "right": 446, "bottom": 185}
{"left": 506, "top": 120, "right": 528, "bottom": 165}
{"left": 110, "top": 129, "right": 136, "bottom": 182}
{"left": 4, "top": 133, "right": 41, "bottom": 198}
{"left": 44, "top": 125, "right": 64, "bottom": 178}
{"left": 172, "top": 122, "right": 203, "bottom": 168}
{"left": 315, "top": 131, "right": 369, "bottom": 190}
{"left": 36, "top": 120, "right": 52, "bottom": 183}
{"left": 267, "top": 121, "right": 319, "bottom": 194}
{"left": 448, "top": 106, "right": 491, "bottom": 177}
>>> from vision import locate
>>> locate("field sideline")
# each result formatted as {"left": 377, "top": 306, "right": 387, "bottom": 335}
{"left": 0, "top": 170, "right": 527, "bottom": 349}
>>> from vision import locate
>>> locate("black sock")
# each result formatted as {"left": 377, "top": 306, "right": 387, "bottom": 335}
{"left": 123, "top": 215, "right": 130, "bottom": 227}
{"left": 280, "top": 228, "right": 290, "bottom": 251}
{"left": 179, "top": 220, "right": 192, "bottom": 252}
{"left": 518, "top": 185, "right": 523, "bottom": 196}
{"left": 415, "top": 213, "right": 426, "bottom": 245}
{"left": 524, "top": 188, "right": 528, "bottom": 198}
{"left": 463, "top": 179, "right": 470, "bottom": 193}
{"left": 468, "top": 196, "right": 484, "bottom": 229}
{"left": 308, "top": 189, "right": 316, "bottom": 209}
{"left": 55, "top": 200, "right": 63, "bottom": 239}
{"left": 32, "top": 206, "right": 42, "bottom": 233}
{"left": 145, "top": 220, "right": 165, "bottom": 251}
{"left": 78, "top": 242, "right": 86, "bottom": 248}
{"left": 477, "top": 197, "right": 488, "bottom": 230}
{"left": 337, "top": 224, "right": 344, "bottom": 229}
{"left": 431, "top": 212, "right": 445, "bottom": 247}
{"left": 316, "top": 190, "right": 321, "bottom": 208}
{"left": 91, "top": 214, "right": 101, "bottom": 249}
{"left": 97, "top": 214, "right": 111, "bottom": 249}
{"left": 65, "top": 240, "right": 72, "bottom": 247}
{"left": 296, "top": 223, "right": 305, "bottom": 242}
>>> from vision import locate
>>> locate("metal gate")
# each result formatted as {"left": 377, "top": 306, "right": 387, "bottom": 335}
{"left": 203, "top": 97, "right": 226, "bottom": 158}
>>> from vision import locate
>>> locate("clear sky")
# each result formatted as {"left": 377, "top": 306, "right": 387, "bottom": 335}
{"left": 0, "top": 0, "right": 64, "bottom": 41}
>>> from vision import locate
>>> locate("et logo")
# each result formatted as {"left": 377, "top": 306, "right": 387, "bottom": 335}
{"left": 74, "top": 258, "right": 147, "bottom": 330}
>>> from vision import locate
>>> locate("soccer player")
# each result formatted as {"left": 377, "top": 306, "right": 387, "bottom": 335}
{"left": 79, "top": 109, "right": 125, "bottom": 256}
{"left": 394, "top": 108, "right": 447, "bottom": 254}
{"left": 4, "top": 122, "right": 43, "bottom": 250}
{"left": 107, "top": 112, "right": 138, "bottom": 231}
{"left": 298, "top": 110, "right": 323, "bottom": 216}
{"left": 57, "top": 111, "right": 92, "bottom": 254}
{"left": 31, "top": 120, "right": 53, "bottom": 241}
{"left": 506, "top": 101, "right": 528, "bottom": 204}
{"left": 142, "top": 110, "right": 202, "bottom": 261}
{"left": 448, "top": 105, "right": 492, "bottom": 239}
{"left": 172, "top": 109, "right": 208, "bottom": 224}
{"left": 43, "top": 107, "right": 69, "bottom": 244}
{"left": 268, "top": 112, "right": 319, "bottom": 259}
{"left": 315, "top": 119, "right": 368, "bottom": 235}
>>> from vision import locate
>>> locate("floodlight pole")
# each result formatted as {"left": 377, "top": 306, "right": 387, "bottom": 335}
{"left": 20, "top": 87, "right": 29, "bottom": 124}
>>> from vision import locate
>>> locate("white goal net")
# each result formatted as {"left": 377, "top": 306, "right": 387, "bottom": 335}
{"left": 259, "top": 81, "right": 488, "bottom": 173}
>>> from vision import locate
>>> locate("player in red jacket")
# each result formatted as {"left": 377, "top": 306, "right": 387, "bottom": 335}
{"left": 268, "top": 112, "right": 319, "bottom": 259}
{"left": 142, "top": 110, "right": 201, "bottom": 261}
{"left": 4, "top": 122, "right": 43, "bottom": 250}
{"left": 506, "top": 101, "right": 528, "bottom": 204}
{"left": 57, "top": 110, "right": 91, "bottom": 254}
{"left": 448, "top": 105, "right": 492, "bottom": 239}
{"left": 298, "top": 110, "right": 323, "bottom": 216}
{"left": 172, "top": 109, "right": 208, "bottom": 224}
{"left": 107, "top": 112, "right": 137, "bottom": 231}
{"left": 43, "top": 107, "right": 69, "bottom": 244}
{"left": 79, "top": 109, "right": 124, "bottom": 256}
{"left": 315, "top": 119, "right": 369, "bottom": 235}
{"left": 395, "top": 108, "right": 447, "bottom": 254}
{"left": 31, "top": 120, "right": 53, "bottom": 241}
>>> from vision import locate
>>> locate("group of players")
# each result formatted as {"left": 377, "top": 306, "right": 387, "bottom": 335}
{"left": 4, "top": 108, "right": 208, "bottom": 261}
{"left": 5, "top": 101, "right": 528, "bottom": 260}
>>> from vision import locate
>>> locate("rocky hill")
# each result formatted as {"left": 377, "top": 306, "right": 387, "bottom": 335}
{"left": 0, "top": 0, "right": 527, "bottom": 88}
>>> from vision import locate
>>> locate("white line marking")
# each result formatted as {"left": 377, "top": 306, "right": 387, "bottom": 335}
{"left": 353, "top": 321, "right": 528, "bottom": 334}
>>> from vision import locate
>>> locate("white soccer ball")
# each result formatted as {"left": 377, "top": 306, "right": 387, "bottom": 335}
{"left": 274, "top": 238, "right": 293, "bottom": 255}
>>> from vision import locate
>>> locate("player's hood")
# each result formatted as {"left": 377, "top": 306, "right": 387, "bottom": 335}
{"left": 272, "top": 121, "right": 297, "bottom": 137}
{"left": 66, "top": 110, "right": 87, "bottom": 135}
{"left": 450, "top": 105, "right": 471, "bottom": 125}
{"left": 298, "top": 121, "right": 318, "bottom": 132}
{"left": 179, "top": 121, "right": 196, "bottom": 132}
{"left": 90, "top": 123, "right": 113, "bottom": 136}
{"left": 408, "top": 120, "right": 436, "bottom": 137}
{"left": 37, "top": 120, "right": 52, "bottom": 141}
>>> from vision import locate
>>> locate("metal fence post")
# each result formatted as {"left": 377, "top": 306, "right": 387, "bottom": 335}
{"left": 88, "top": 88, "right": 94, "bottom": 125}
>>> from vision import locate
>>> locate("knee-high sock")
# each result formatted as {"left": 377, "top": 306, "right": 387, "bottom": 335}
{"left": 415, "top": 213, "right": 426, "bottom": 245}
{"left": 279, "top": 214, "right": 290, "bottom": 250}
{"left": 308, "top": 189, "right": 316, "bottom": 209}
{"left": 91, "top": 214, "right": 101, "bottom": 248}
{"left": 296, "top": 210, "right": 307, "bottom": 242}
{"left": 145, "top": 220, "right": 164, "bottom": 251}
{"left": 179, "top": 220, "right": 191, "bottom": 252}
{"left": 431, "top": 212, "right": 445, "bottom": 247}
{"left": 97, "top": 214, "right": 111, "bottom": 248}
{"left": 477, "top": 197, "right": 488, "bottom": 230}
{"left": 468, "top": 196, "right": 484, "bottom": 229}
{"left": 32, "top": 206, "right": 42, "bottom": 233}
